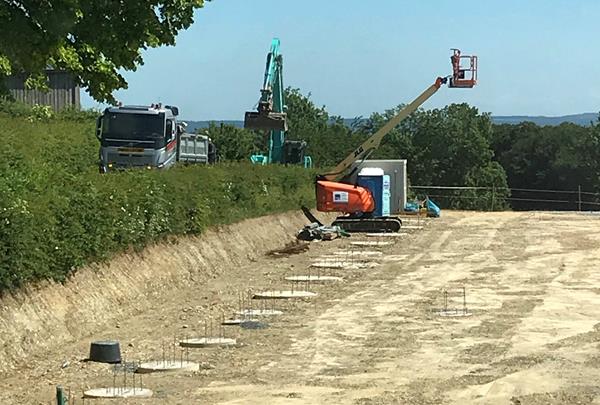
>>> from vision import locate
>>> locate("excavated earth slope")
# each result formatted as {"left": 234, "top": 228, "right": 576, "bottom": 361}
{"left": 4, "top": 211, "right": 600, "bottom": 405}
{"left": 0, "top": 210, "right": 310, "bottom": 373}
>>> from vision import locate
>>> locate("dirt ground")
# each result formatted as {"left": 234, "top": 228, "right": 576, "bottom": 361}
{"left": 4, "top": 210, "right": 600, "bottom": 404}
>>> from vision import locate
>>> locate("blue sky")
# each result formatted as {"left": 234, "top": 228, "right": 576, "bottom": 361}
{"left": 82, "top": 0, "right": 600, "bottom": 120}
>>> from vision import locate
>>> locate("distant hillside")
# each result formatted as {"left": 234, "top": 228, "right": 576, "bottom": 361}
{"left": 183, "top": 113, "right": 599, "bottom": 132}
{"left": 493, "top": 113, "right": 598, "bottom": 126}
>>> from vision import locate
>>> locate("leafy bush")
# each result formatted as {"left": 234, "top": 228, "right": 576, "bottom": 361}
{"left": 0, "top": 114, "right": 315, "bottom": 291}
{"left": 492, "top": 121, "right": 600, "bottom": 209}
{"left": 28, "top": 104, "right": 54, "bottom": 121}
{"left": 202, "top": 122, "right": 264, "bottom": 162}
{"left": 0, "top": 98, "right": 99, "bottom": 122}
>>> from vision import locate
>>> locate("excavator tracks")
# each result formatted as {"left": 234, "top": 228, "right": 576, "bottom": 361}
{"left": 332, "top": 216, "right": 402, "bottom": 233}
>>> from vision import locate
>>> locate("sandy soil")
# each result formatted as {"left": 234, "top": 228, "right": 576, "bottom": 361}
{"left": 4, "top": 210, "right": 600, "bottom": 405}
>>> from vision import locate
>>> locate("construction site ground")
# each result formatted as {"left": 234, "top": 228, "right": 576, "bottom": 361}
{"left": 5, "top": 210, "right": 600, "bottom": 404}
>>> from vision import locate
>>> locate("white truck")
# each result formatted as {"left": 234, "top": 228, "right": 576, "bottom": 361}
{"left": 96, "top": 103, "right": 216, "bottom": 173}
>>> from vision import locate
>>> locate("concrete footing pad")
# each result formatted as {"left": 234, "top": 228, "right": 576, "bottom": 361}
{"left": 317, "top": 255, "right": 375, "bottom": 262}
{"left": 437, "top": 310, "right": 472, "bottom": 317}
{"left": 83, "top": 388, "right": 153, "bottom": 398}
{"left": 136, "top": 360, "right": 198, "bottom": 373}
{"left": 253, "top": 290, "right": 317, "bottom": 299}
{"left": 285, "top": 275, "right": 342, "bottom": 283}
{"left": 333, "top": 250, "right": 382, "bottom": 256}
{"left": 311, "top": 261, "right": 378, "bottom": 269}
{"left": 310, "top": 262, "right": 348, "bottom": 269}
{"left": 236, "top": 309, "right": 283, "bottom": 317}
{"left": 179, "top": 337, "right": 236, "bottom": 348}
{"left": 222, "top": 318, "right": 258, "bottom": 325}
{"left": 350, "top": 241, "right": 393, "bottom": 247}
{"left": 366, "top": 233, "right": 406, "bottom": 237}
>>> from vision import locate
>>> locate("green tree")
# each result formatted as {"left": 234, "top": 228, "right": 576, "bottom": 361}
{"left": 203, "top": 123, "right": 263, "bottom": 162}
{"left": 492, "top": 120, "right": 600, "bottom": 209}
{"left": 0, "top": 0, "right": 210, "bottom": 102}
{"left": 285, "top": 87, "right": 359, "bottom": 167}
{"left": 364, "top": 103, "right": 504, "bottom": 184}
{"left": 360, "top": 103, "right": 509, "bottom": 208}
{"left": 492, "top": 122, "right": 597, "bottom": 191}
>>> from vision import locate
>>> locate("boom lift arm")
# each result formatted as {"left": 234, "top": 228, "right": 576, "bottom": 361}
{"left": 315, "top": 49, "right": 477, "bottom": 233}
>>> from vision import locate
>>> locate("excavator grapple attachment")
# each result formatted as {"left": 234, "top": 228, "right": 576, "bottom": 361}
{"left": 244, "top": 111, "right": 288, "bottom": 132}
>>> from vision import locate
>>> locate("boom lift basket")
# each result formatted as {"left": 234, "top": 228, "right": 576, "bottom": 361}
{"left": 449, "top": 49, "right": 477, "bottom": 88}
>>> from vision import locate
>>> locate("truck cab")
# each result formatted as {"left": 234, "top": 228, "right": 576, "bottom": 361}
{"left": 97, "top": 104, "right": 215, "bottom": 173}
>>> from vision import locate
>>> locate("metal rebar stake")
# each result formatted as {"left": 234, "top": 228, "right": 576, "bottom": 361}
{"left": 443, "top": 289, "right": 448, "bottom": 312}
{"left": 132, "top": 362, "right": 137, "bottom": 394}
{"left": 174, "top": 334, "right": 178, "bottom": 365}
{"left": 122, "top": 355, "right": 126, "bottom": 395}
{"left": 240, "top": 291, "right": 245, "bottom": 319}
{"left": 248, "top": 289, "right": 253, "bottom": 315}
{"left": 112, "top": 364, "right": 117, "bottom": 395}
{"left": 220, "top": 312, "right": 224, "bottom": 338}
{"left": 139, "top": 364, "right": 143, "bottom": 390}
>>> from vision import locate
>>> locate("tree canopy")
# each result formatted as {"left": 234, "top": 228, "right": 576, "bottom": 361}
{"left": 0, "top": 0, "right": 209, "bottom": 102}
{"left": 202, "top": 87, "right": 600, "bottom": 210}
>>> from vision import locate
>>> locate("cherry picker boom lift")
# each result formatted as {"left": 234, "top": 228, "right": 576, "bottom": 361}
{"left": 312, "top": 49, "right": 477, "bottom": 233}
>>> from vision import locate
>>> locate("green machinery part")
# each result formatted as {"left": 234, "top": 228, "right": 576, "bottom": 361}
{"left": 245, "top": 38, "right": 312, "bottom": 168}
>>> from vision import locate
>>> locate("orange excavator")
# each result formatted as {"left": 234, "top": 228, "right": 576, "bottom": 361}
{"left": 311, "top": 49, "right": 477, "bottom": 233}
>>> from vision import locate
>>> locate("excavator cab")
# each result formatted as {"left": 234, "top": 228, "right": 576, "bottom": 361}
{"left": 449, "top": 49, "right": 477, "bottom": 88}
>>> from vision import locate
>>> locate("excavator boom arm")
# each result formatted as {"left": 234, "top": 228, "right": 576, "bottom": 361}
{"left": 244, "top": 38, "right": 288, "bottom": 162}
{"left": 260, "top": 39, "right": 284, "bottom": 110}
{"left": 322, "top": 76, "right": 447, "bottom": 181}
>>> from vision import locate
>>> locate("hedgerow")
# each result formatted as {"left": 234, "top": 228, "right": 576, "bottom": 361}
{"left": 0, "top": 114, "right": 314, "bottom": 291}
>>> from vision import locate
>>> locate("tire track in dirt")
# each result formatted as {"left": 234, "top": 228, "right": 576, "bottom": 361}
{"left": 447, "top": 213, "right": 600, "bottom": 405}
{"left": 10, "top": 211, "right": 600, "bottom": 404}
{"left": 276, "top": 212, "right": 515, "bottom": 403}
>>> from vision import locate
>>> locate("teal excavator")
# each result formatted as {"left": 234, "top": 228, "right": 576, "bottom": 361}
{"left": 244, "top": 38, "right": 312, "bottom": 167}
